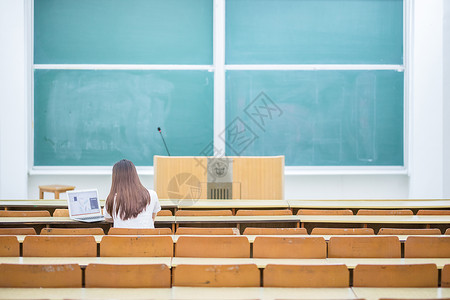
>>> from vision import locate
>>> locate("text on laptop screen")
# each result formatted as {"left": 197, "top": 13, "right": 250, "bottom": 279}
{"left": 68, "top": 190, "right": 100, "bottom": 216}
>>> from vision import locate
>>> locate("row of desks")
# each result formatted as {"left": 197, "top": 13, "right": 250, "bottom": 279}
{"left": 1, "top": 256, "right": 448, "bottom": 270}
{"left": 2, "top": 215, "right": 449, "bottom": 234}
{"left": 1, "top": 287, "right": 449, "bottom": 300}
{"left": 2, "top": 199, "right": 450, "bottom": 211}
{"left": 1, "top": 215, "right": 450, "bottom": 226}
{"left": 11, "top": 234, "right": 450, "bottom": 244}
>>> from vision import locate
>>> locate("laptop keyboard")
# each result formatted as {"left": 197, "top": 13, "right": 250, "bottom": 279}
{"left": 77, "top": 216, "right": 104, "bottom": 221}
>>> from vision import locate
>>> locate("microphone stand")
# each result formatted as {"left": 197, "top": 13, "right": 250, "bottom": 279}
{"left": 157, "top": 127, "right": 171, "bottom": 156}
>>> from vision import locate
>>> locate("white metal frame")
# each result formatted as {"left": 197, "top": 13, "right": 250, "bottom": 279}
{"left": 28, "top": 0, "right": 409, "bottom": 175}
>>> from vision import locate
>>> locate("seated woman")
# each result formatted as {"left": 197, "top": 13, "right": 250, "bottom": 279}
{"left": 104, "top": 159, "right": 161, "bottom": 228}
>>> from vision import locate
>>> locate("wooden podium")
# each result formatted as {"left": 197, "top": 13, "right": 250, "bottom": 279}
{"left": 154, "top": 156, "right": 284, "bottom": 200}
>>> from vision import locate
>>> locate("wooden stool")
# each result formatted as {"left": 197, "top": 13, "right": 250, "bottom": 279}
{"left": 39, "top": 185, "right": 75, "bottom": 199}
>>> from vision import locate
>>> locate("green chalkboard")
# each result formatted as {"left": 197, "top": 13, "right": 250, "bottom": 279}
{"left": 225, "top": 70, "right": 404, "bottom": 166}
{"left": 226, "top": 0, "right": 403, "bottom": 64}
{"left": 34, "top": 70, "right": 214, "bottom": 166}
{"left": 34, "top": 0, "right": 213, "bottom": 64}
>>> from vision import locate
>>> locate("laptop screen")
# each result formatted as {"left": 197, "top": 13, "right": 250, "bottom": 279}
{"left": 67, "top": 190, "right": 101, "bottom": 217}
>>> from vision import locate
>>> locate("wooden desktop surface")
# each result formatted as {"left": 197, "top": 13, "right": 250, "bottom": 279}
{"left": 2, "top": 199, "right": 449, "bottom": 210}
{"left": 298, "top": 215, "right": 450, "bottom": 224}
{"left": 0, "top": 287, "right": 358, "bottom": 300}
{"left": 0, "top": 216, "right": 175, "bottom": 225}
{"left": 0, "top": 255, "right": 447, "bottom": 269}
{"left": 174, "top": 215, "right": 300, "bottom": 224}
{"left": 352, "top": 288, "right": 450, "bottom": 300}
{"left": 289, "top": 199, "right": 450, "bottom": 209}
{"left": 2, "top": 287, "right": 450, "bottom": 300}
{"left": 0, "top": 199, "right": 179, "bottom": 209}
{"left": 0, "top": 257, "right": 172, "bottom": 268}
{"left": 176, "top": 199, "right": 290, "bottom": 209}
{"left": 171, "top": 257, "right": 449, "bottom": 269}
{"left": 2, "top": 215, "right": 450, "bottom": 234}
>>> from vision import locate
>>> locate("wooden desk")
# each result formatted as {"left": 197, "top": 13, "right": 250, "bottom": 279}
{"left": 171, "top": 257, "right": 329, "bottom": 268}
{"left": 0, "top": 199, "right": 178, "bottom": 210}
{"left": 0, "top": 287, "right": 357, "bottom": 300}
{"left": 244, "top": 234, "right": 445, "bottom": 243}
{"left": 290, "top": 200, "right": 450, "bottom": 214}
{"left": 352, "top": 287, "right": 450, "bottom": 300}
{"left": 15, "top": 235, "right": 105, "bottom": 243}
{"left": 171, "top": 257, "right": 449, "bottom": 269}
{"left": 326, "top": 258, "right": 450, "bottom": 269}
{"left": 14, "top": 234, "right": 446, "bottom": 244}
{"left": 177, "top": 200, "right": 290, "bottom": 214}
{"left": 0, "top": 216, "right": 176, "bottom": 233}
{"left": 0, "top": 216, "right": 175, "bottom": 225}
{"left": 0, "top": 256, "right": 446, "bottom": 270}
{"left": 0, "top": 288, "right": 173, "bottom": 300}
{"left": 175, "top": 215, "right": 300, "bottom": 233}
{"left": 0, "top": 257, "right": 172, "bottom": 268}
{"left": 297, "top": 215, "right": 450, "bottom": 232}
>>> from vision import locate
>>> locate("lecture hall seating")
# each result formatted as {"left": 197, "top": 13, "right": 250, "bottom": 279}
{"left": 172, "top": 264, "right": 260, "bottom": 287}
{"left": 310, "top": 228, "right": 375, "bottom": 235}
{"left": 0, "top": 236, "right": 19, "bottom": 257}
{"left": 442, "top": 264, "right": 450, "bottom": 287}
{"left": 235, "top": 209, "right": 292, "bottom": 216}
{"left": 0, "top": 210, "right": 50, "bottom": 217}
{"left": 157, "top": 209, "right": 173, "bottom": 216}
{"left": 296, "top": 209, "right": 353, "bottom": 215}
{"left": 175, "top": 227, "right": 239, "bottom": 235}
{"left": 253, "top": 236, "right": 327, "bottom": 258}
{"left": 175, "top": 210, "right": 233, "bottom": 216}
{"left": 0, "top": 264, "right": 82, "bottom": 288}
{"left": 0, "top": 228, "right": 36, "bottom": 235}
{"left": 263, "top": 264, "right": 349, "bottom": 287}
{"left": 327, "top": 236, "right": 401, "bottom": 258}
{"left": 175, "top": 236, "right": 250, "bottom": 258}
{"left": 40, "top": 227, "right": 105, "bottom": 235}
{"left": 243, "top": 227, "right": 307, "bottom": 235}
{"left": 353, "top": 264, "right": 438, "bottom": 287}
{"left": 416, "top": 209, "right": 450, "bottom": 215}
{"left": 404, "top": 236, "right": 450, "bottom": 258}
{"left": 52, "top": 208, "right": 69, "bottom": 217}
{"left": 85, "top": 264, "right": 171, "bottom": 288}
{"left": 100, "top": 236, "right": 173, "bottom": 257}
{"left": 378, "top": 228, "right": 442, "bottom": 235}
{"left": 22, "top": 236, "right": 97, "bottom": 257}
{"left": 356, "top": 209, "right": 414, "bottom": 215}
{"left": 107, "top": 227, "right": 173, "bottom": 235}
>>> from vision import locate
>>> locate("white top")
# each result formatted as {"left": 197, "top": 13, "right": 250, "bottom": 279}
{"left": 103, "top": 189, "right": 161, "bottom": 228}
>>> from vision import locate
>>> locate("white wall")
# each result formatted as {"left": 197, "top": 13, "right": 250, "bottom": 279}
{"left": 409, "top": 0, "right": 445, "bottom": 198}
{"left": 444, "top": 0, "right": 450, "bottom": 198}
{"left": 0, "top": 0, "right": 28, "bottom": 199}
{"left": 0, "top": 0, "right": 448, "bottom": 200}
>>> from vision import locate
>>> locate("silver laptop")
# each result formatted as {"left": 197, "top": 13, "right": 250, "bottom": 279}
{"left": 66, "top": 189, "right": 105, "bottom": 222}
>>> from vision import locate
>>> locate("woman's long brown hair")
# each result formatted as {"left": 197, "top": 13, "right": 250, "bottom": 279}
{"left": 106, "top": 159, "right": 151, "bottom": 220}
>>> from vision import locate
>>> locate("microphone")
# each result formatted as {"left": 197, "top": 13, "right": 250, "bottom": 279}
{"left": 157, "top": 127, "right": 171, "bottom": 156}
